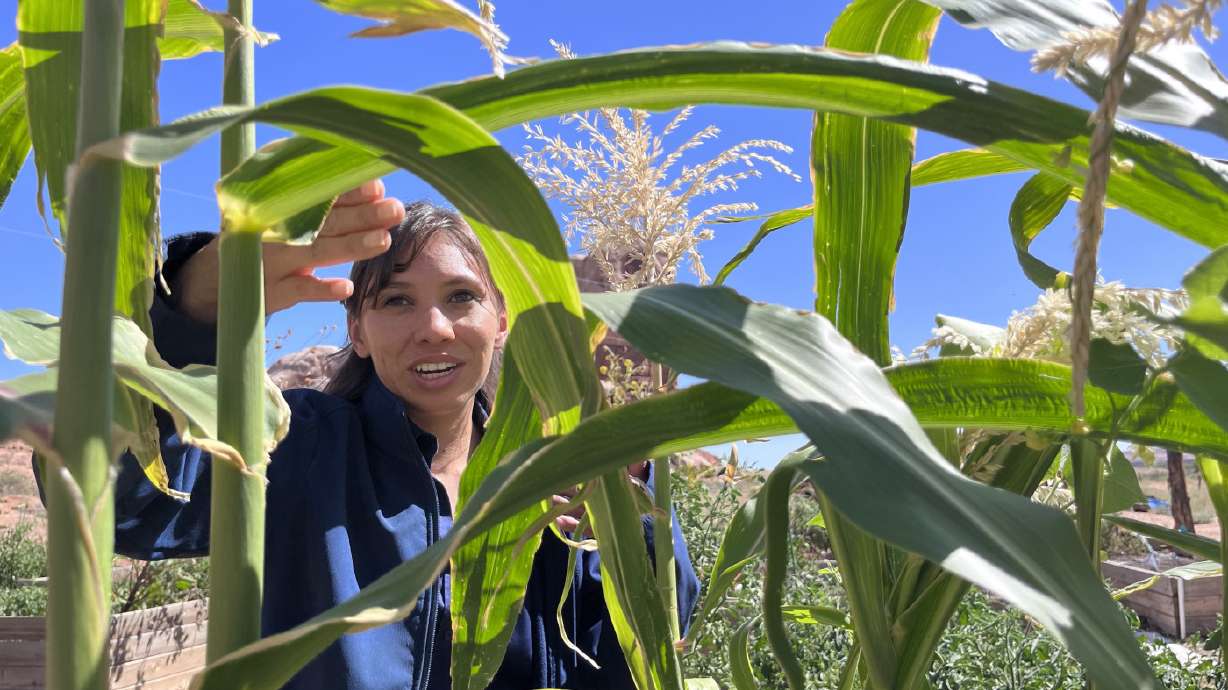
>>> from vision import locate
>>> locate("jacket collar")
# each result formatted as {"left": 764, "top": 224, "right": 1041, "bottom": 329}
{"left": 359, "top": 375, "right": 490, "bottom": 466}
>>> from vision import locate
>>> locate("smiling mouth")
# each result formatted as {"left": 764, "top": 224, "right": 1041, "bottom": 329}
{"left": 414, "top": 362, "right": 460, "bottom": 380}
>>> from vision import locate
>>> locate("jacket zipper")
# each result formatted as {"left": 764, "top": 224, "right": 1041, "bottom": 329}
{"left": 409, "top": 413, "right": 442, "bottom": 690}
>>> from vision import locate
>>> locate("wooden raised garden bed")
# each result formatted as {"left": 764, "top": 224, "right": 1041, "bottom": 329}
{"left": 0, "top": 599, "right": 207, "bottom": 690}
{"left": 1103, "top": 558, "right": 1221, "bottom": 638}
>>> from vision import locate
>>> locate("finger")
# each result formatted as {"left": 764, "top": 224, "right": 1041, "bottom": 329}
{"left": 272, "top": 229, "right": 390, "bottom": 274}
{"left": 555, "top": 515, "right": 581, "bottom": 532}
{"left": 319, "top": 198, "right": 404, "bottom": 238}
{"left": 333, "top": 180, "right": 385, "bottom": 207}
{"left": 271, "top": 275, "right": 353, "bottom": 312}
{"left": 552, "top": 494, "right": 586, "bottom": 520}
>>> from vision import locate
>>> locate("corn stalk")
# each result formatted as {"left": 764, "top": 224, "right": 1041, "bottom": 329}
{"left": 45, "top": 0, "right": 125, "bottom": 687}
{"left": 208, "top": 0, "right": 266, "bottom": 663}
{"left": 651, "top": 362, "right": 680, "bottom": 644}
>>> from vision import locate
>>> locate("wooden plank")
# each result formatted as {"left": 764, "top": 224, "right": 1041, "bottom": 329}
{"left": 0, "top": 664, "right": 42, "bottom": 690}
{"left": 0, "top": 619, "right": 45, "bottom": 642}
{"left": 110, "top": 622, "right": 207, "bottom": 667}
{"left": 0, "top": 600, "right": 207, "bottom": 643}
{"left": 1102, "top": 567, "right": 1177, "bottom": 595}
{"left": 1125, "top": 588, "right": 1178, "bottom": 613}
{"left": 0, "top": 622, "right": 207, "bottom": 669}
{"left": 1184, "top": 578, "right": 1221, "bottom": 597}
{"left": 112, "top": 601, "right": 208, "bottom": 638}
{"left": 110, "top": 644, "right": 207, "bottom": 688}
{"left": 1187, "top": 615, "right": 1219, "bottom": 630}
{"left": 0, "top": 640, "right": 43, "bottom": 667}
{"left": 113, "top": 665, "right": 202, "bottom": 690}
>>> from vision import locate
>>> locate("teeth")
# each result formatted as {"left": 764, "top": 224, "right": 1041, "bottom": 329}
{"left": 415, "top": 362, "right": 457, "bottom": 374}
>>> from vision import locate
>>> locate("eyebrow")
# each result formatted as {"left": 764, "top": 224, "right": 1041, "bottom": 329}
{"left": 379, "top": 276, "right": 483, "bottom": 291}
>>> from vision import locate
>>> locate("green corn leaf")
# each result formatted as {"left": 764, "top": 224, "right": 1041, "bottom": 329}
{"left": 18, "top": 0, "right": 161, "bottom": 326}
{"left": 1102, "top": 446, "right": 1145, "bottom": 515}
{"left": 586, "top": 472, "right": 685, "bottom": 690}
{"left": 1185, "top": 245, "right": 1228, "bottom": 304}
{"left": 1069, "top": 438, "right": 1106, "bottom": 563}
{"left": 812, "top": 5, "right": 940, "bottom": 685}
{"left": 0, "top": 43, "right": 30, "bottom": 212}
{"left": 712, "top": 206, "right": 811, "bottom": 286}
{"left": 0, "top": 310, "right": 289, "bottom": 492}
{"left": 780, "top": 605, "right": 850, "bottom": 628}
{"left": 0, "top": 373, "right": 59, "bottom": 452}
{"left": 1172, "top": 246, "right": 1228, "bottom": 360}
{"left": 1088, "top": 338, "right": 1148, "bottom": 396}
{"left": 160, "top": 0, "right": 278, "bottom": 60}
{"left": 911, "top": 148, "right": 1029, "bottom": 186}
{"left": 1008, "top": 172, "right": 1072, "bottom": 289}
{"left": 583, "top": 283, "right": 1157, "bottom": 688}
{"left": 1104, "top": 515, "right": 1221, "bottom": 563}
{"left": 681, "top": 462, "right": 804, "bottom": 649}
{"left": 889, "top": 357, "right": 1228, "bottom": 458}
{"left": 728, "top": 618, "right": 758, "bottom": 690}
{"left": 761, "top": 453, "right": 811, "bottom": 690}
{"left": 1169, "top": 348, "right": 1228, "bottom": 433}
{"left": 215, "top": 136, "right": 387, "bottom": 243}
{"left": 812, "top": 0, "right": 941, "bottom": 365}
{"left": 1195, "top": 457, "right": 1228, "bottom": 568}
{"left": 18, "top": 0, "right": 167, "bottom": 497}
{"left": 924, "top": 0, "right": 1228, "bottom": 138}
{"left": 449, "top": 351, "right": 546, "bottom": 690}
{"left": 98, "top": 45, "right": 1228, "bottom": 257}
{"left": 891, "top": 441, "right": 1061, "bottom": 689}
{"left": 0, "top": 368, "right": 158, "bottom": 472}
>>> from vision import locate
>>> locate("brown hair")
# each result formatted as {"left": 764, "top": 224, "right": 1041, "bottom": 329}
{"left": 324, "top": 201, "right": 506, "bottom": 402}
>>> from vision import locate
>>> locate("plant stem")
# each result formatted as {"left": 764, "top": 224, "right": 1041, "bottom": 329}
{"left": 1070, "top": 439, "right": 1105, "bottom": 573}
{"left": 208, "top": 0, "right": 266, "bottom": 664}
{"left": 1221, "top": 515, "right": 1227, "bottom": 668}
{"left": 650, "top": 362, "right": 680, "bottom": 643}
{"left": 46, "top": 0, "right": 126, "bottom": 688}
{"left": 1195, "top": 456, "right": 1228, "bottom": 675}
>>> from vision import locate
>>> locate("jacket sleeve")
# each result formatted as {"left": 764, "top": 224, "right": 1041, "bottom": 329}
{"left": 32, "top": 232, "right": 222, "bottom": 559}
{"left": 568, "top": 470, "right": 702, "bottom": 689}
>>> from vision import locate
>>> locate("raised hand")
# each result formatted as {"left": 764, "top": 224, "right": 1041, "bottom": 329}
{"left": 174, "top": 180, "right": 405, "bottom": 324}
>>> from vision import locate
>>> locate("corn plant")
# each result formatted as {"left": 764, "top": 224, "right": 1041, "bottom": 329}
{"left": 1, "top": 1, "right": 1227, "bottom": 690}
{"left": 209, "top": 0, "right": 268, "bottom": 664}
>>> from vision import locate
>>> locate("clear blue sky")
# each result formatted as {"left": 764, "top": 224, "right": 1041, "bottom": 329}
{"left": 2, "top": 2, "right": 1225, "bottom": 466}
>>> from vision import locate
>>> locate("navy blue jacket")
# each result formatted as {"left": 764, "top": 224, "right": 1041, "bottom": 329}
{"left": 53, "top": 233, "right": 700, "bottom": 690}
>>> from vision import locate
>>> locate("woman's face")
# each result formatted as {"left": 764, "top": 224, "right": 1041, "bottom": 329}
{"left": 348, "top": 234, "right": 507, "bottom": 423}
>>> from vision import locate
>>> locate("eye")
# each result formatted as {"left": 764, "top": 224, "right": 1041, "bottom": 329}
{"left": 450, "top": 289, "right": 480, "bottom": 304}
{"left": 380, "top": 294, "right": 411, "bottom": 308}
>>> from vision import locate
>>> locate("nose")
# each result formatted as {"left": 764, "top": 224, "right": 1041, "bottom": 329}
{"left": 413, "top": 305, "right": 454, "bottom": 344}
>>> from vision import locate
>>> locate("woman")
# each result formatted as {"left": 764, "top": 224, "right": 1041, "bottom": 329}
{"left": 100, "top": 182, "right": 699, "bottom": 689}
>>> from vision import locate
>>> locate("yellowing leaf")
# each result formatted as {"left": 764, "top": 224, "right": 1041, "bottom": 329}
{"left": 160, "top": 0, "right": 279, "bottom": 61}
{"left": 314, "top": 0, "right": 510, "bottom": 75}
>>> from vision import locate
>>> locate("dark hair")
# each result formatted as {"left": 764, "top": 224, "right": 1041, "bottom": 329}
{"left": 323, "top": 201, "right": 506, "bottom": 401}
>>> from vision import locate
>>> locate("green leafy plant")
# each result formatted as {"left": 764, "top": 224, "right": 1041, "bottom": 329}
{"left": 2, "top": 1, "right": 1228, "bottom": 689}
{"left": 0, "top": 522, "right": 209, "bottom": 617}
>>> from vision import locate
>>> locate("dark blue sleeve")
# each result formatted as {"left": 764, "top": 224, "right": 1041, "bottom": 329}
{"left": 568, "top": 470, "right": 701, "bottom": 689}
{"left": 32, "top": 232, "right": 221, "bottom": 559}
